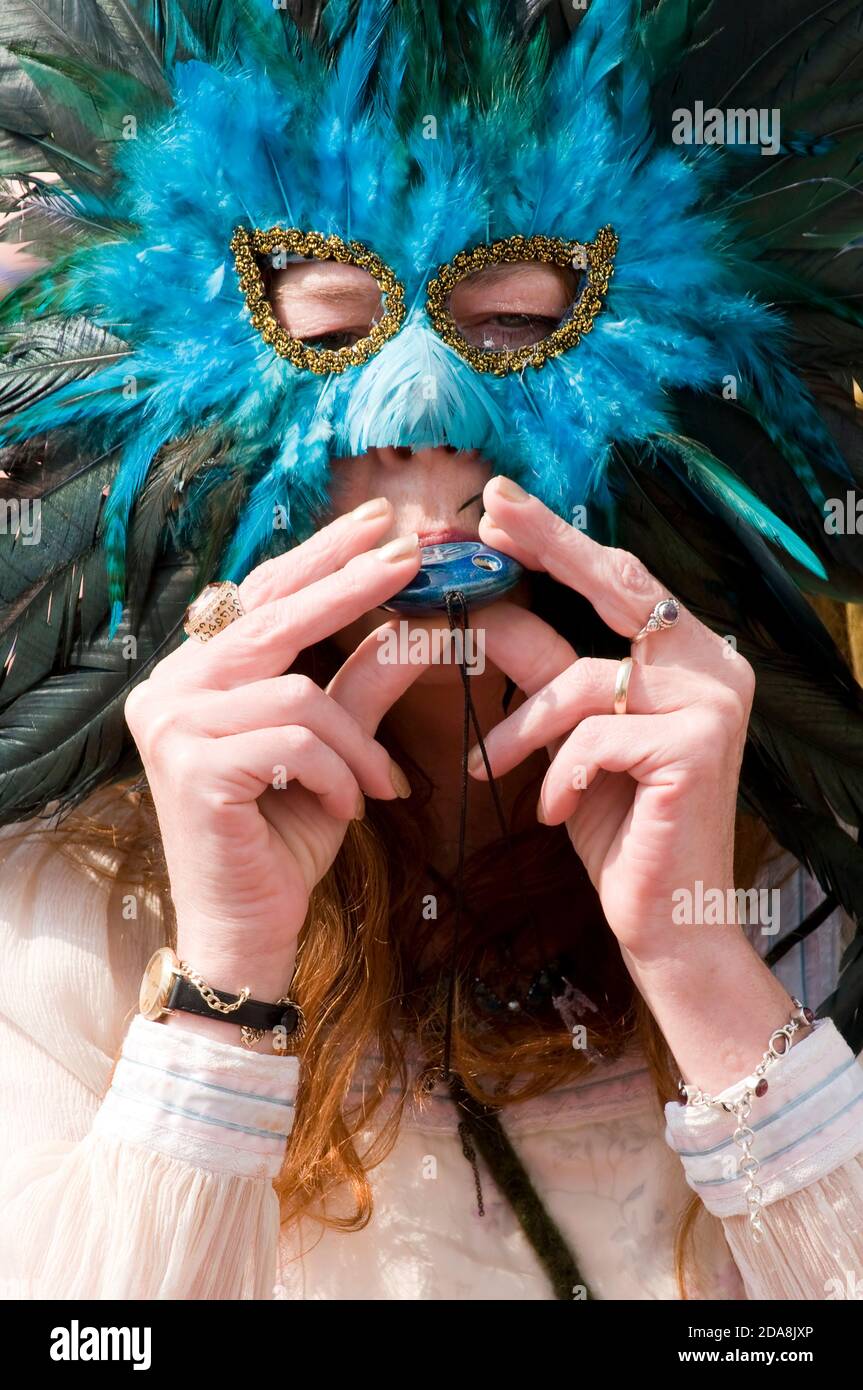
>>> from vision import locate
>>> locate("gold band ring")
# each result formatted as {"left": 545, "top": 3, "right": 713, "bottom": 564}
{"left": 614, "top": 656, "right": 634, "bottom": 715}
{"left": 183, "top": 580, "right": 245, "bottom": 643}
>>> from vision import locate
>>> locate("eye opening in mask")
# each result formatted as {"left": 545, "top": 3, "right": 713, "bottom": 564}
{"left": 230, "top": 226, "right": 406, "bottom": 374}
{"left": 425, "top": 226, "right": 618, "bottom": 376}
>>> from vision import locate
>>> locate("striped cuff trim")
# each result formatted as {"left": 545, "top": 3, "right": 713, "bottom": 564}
{"left": 93, "top": 1011, "right": 301, "bottom": 1180}
{"left": 664, "top": 1019, "right": 863, "bottom": 1216}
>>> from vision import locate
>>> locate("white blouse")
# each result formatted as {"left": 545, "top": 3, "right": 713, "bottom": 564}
{"left": 1, "top": 805, "right": 862, "bottom": 1301}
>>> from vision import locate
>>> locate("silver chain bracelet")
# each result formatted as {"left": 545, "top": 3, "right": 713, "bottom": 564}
{"left": 676, "top": 996, "right": 815, "bottom": 1242}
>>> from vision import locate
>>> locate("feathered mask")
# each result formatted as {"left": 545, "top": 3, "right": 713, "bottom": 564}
{"left": 1, "top": 0, "right": 863, "bottom": 1043}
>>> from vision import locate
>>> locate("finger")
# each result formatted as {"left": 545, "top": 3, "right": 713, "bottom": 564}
{"left": 469, "top": 601, "right": 578, "bottom": 696}
{"left": 457, "top": 602, "right": 577, "bottom": 775}
{"left": 152, "top": 497, "right": 396, "bottom": 684}
{"left": 206, "top": 725, "right": 364, "bottom": 822}
{"left": 154, "top": 534, "right": 422, "bottom": 693}
{"left": 157, "top": 673, "right": 405, "bottom": 802}
{"left": 480, "top": 476, "right": 718, "bottom": 664}
{"left": 538, "top": 712, "right": 688, "bottom": 825}
{"left": 327, "top": 615, "right": 465, "bottom": 735}
{"left": 467, "top": 655, "right": 697, "bottom": 780}
{"left": 477, "top": 514, "right": 543, "bottom": 570}
{"left": 237, "top": 497, "right": 395, "bottom": 610}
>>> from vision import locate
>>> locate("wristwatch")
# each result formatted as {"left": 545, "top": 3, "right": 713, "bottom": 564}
{"left": 138, "top": 947, "right": 302, "bottom": 1043}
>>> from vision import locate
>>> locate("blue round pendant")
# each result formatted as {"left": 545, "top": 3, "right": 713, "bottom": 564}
{"left": 381, "top": 540, "right": 523, "bottom": 614}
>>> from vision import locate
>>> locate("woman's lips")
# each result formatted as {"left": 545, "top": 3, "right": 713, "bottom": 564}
{"left": 416, "top": 528, "right": 477, "bottom": 545}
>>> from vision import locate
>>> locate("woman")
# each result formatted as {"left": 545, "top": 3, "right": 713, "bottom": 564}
{"left": 1, "top": 0, "right": 863, "bottom": 1301}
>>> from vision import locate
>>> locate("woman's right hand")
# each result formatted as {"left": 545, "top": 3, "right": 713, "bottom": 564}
{"left": 123, "top": 498, "right": 421, "bottom": 1017}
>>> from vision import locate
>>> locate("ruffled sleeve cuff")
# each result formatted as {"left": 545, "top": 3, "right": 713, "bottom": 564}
{"left": 93, "top": 1013, "right": 300, "bottom": 1180}
{"left": 663, "top": 1018, "right": 863, "bottom": 1217}
{"left": 0, "top": 1015, "right": 301, "bottom": 1299}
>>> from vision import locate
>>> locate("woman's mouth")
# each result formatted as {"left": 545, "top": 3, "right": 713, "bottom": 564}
{"left": 416, "top": 527, "right": 478, "bottom": 546}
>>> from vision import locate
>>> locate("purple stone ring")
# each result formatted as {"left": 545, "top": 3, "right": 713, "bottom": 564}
{"left": 631, "top": 596, "right": 680, "bottom": 646}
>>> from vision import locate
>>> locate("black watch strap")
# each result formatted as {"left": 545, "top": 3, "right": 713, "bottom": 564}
{"left": 166, "top": 975, "right": 299, "bottom": 1035}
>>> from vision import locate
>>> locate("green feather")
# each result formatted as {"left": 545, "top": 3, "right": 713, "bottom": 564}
{"left": 0, "top": 249, "right": 92, "bottom": 326}
{"left": 636, "top": 0, "right": 716, "bottom": 79}
{"left": 10, "top": 43, "right": 164, "bottom": 136}
{"left": 656, "top": 431, "right": 829, "bottom": 578}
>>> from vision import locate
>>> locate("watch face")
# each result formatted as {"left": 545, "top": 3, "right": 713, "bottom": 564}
{"left": 139, "top": 947, "right": 178, "bottom": 1020}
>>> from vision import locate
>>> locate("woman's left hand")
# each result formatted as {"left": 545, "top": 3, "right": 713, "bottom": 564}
{"left": 470, "top": 475, "right": 757, "bottom": 969}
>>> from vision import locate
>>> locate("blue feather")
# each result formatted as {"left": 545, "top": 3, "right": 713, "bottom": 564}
{"left": 104, "top": 419, "right": 177, "bottom": 636}
{"left": 4, "top": 0, "right": 853, "bottom": 623}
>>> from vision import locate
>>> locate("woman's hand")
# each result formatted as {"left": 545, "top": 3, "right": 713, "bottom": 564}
{"left": 470, "top": 476, "right": 754, "bottom": 961}
{"left": 123, "top": 500, "right": 420, "bottom": 1015}
{"left": 469, "top": 476, "right": 799, "bottom": 1090}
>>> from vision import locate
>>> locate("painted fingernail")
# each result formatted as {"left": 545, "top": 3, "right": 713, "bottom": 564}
{"left": 352, "top": 497, "right": 389, "bottom": 520}
{"left": 379, "top": 532, "right": 419, "bottom": 561}
{"left": 467, "top": 744, "right": 484, "bottom": 774}
{"left": 390, "top": 761, "right": 412, "bottom": 798}
{"left": 494, "top": 476, "right": 529, "bottom": 503}
{"left": 536, "top": 795, "right": 547, "bottom": 824}
{"left": 353, "top": 791, "right": 366, "bottom": 821}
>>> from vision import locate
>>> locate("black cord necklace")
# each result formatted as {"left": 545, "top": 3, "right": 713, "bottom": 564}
{"left": 434, "top": 590, "right": 594, "bottom": 1301}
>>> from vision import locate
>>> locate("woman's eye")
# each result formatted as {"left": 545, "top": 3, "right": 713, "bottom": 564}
{"left": 459, "top": 313, "right": 565, "bottom": 351}
{"left": 445, "top": 260, "right": 583, "bottom": 354}
{"left": 264, "top": 259, "right": 384, "bottom": 349}
{"left": 301, "top": 328, "right": 367, "bottom": 349}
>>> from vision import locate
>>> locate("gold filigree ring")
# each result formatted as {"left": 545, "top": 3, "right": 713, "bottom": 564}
{"left": 425, "top": 226, "right": 618, "bottom": 376}
{"left": 230, "top": 225, "right": 405, "bottom": 375}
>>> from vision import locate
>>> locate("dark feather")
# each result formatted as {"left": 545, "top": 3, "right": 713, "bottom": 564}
{"left": 0, "top": 315, "right": 131, "bottom": 420}
{"left": 669, "top": 389, "right": 863, "bottom": 600}
{"left": 610, "top": 446, "right": 863, "bottom": 914}
{"left": 820, "top": 931, "right": 863, "bottom": 1053}
{"left": 0, "top": 449, "right": 117, "bottom": 613}
{"left": 0, "top": 0, "right": 169, "bottom": 91}
{"left": 0, "top": 555, "right": 193, "bottom": 825}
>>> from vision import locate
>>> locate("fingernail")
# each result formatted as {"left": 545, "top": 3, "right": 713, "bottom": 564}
{"left": 390, "top": 761, "right": 412, "bottom": 798}
{"left": 352, "top": 497, "right": 389, "bottom": 520}
{"left": 467, "top": 745, "right": 484, "bottom": 774}
{"left": 379, "top": 532, "right": 419, "bottom": 561}
{"left": 494, "top": 476, "right": 529, "bottom": 503}
{"left": 353, "top": 791, "right": 366, "bottom": 821}
{"left": 536, "top": 795, "right": 547, "bottom": 824}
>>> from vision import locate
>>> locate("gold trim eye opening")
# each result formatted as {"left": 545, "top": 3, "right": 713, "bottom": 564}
{"left": 230, "top": 226, "right": 406, "bottom": 374}
{"left": 425, "top": 226, "right": 618, "bottom": 376}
